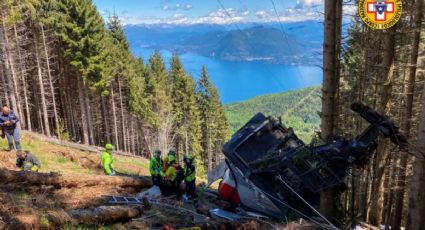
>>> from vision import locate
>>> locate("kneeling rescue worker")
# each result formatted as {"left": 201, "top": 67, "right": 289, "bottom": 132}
{"left": 184, "top": 154, "right": 197, "bottom": 199}
{"left": 16, "top": 150, "right": 41, "bottom": 172}
{"left": 101, "top": 143, "right": 115, "bottom": 176}
{"left": 149, "top": 149, "right": 164, "bottom": 187}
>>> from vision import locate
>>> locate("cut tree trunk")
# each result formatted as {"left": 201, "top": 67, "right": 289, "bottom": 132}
{"left": 0, "top": 168, "right": 152, "bottom": 188}
{"left": 47, "top": 206, "right": 143, "bottom": 226}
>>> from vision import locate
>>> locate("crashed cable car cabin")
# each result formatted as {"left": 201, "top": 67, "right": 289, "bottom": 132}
{"left": 214, "top": 102, "right": 407, "bottom": 220}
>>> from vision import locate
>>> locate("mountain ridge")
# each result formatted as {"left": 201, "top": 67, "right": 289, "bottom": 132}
{"left": 124, "top": 21, "right": 323, "bottom": 65}
{"left": 225, "top": 86, "right": 321, "bottom": 143}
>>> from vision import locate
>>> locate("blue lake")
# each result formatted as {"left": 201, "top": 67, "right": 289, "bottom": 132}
{"left": 133, "top": 48, "right": 322, "bottom": 104}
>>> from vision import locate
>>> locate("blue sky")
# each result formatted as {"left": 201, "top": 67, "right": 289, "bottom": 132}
{"left": 92, "top": 0, "right": 330, "bottom": 25}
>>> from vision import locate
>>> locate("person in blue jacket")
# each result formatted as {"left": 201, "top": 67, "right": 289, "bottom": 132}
{"left": 0, "top": 106, "right": 21, "bottom": 151}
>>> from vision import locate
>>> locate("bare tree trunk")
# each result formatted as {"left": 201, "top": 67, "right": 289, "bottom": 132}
{"left": 58, "top": 59, "right": 72, "bottom": 139}
{"left": 184, "top": 116, "right": 189, "bottom": 156}
{"left": 0, "top": 29, "right": 10, "bottom": 106}
{"left": 131, "top": 118, "right": 135, "bottom": 154}
{"left": 1, "top": 13, "right": 19, "bottom": 123}
{"left": 101, "top": 96, "right": 110, "bottom": 143}
{"left": 83, "top": 86, "right": 94, "bottom": 145}
{"left": 110, "top": 84, "right": 119, "bottom": 149}
{"left": 0, "top": 57, "right": 9, "bottom": 105}
{"left": 407, "top": 79, "right": 425, "bottom": 230}
{"left": 77, "top": 76, "right": 89, "bottom": 144}
{"left": 117, "top": 77, "right": 127, "bottom": 152}
{"left": 206, "top": 116, "right": 212, "bottom": 172}
{"left": 13, "top": 23, "right": 26, "bottom": 129}
{"left": 41, "top": 24, "right": 60, "bottom": 138}
{"left": 63, "top": 66, "right": 77, "bottom": 140}
{"left": 34, "top": 34, "right": 51, "bottom": 137}
{"left": 393, "top": 1, "right": 423, "bottom": 227}
{"left": 320, "top": 0, "right": 342, "bottom": 219}
{"left": 368, "top": 27, "right": 396, "bottom": 226}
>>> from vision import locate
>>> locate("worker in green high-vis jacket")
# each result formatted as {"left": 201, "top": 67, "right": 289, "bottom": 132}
{"left": 149, "top": 149, "right": 164, "bottom": 187}
{"left": 183, "top": 154, "right": 197, "bottom": 199}
{"left": 101, "top": 143, "right": 115, "bottom": 176}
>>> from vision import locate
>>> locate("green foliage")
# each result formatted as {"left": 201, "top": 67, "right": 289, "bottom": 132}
{"left": 58, "top": 118, "right": 71, "bottom": 141}
{"left": 196, "top": 66, "right": 230, "bottom": 171}
{"left": 56, "top": 156, "right": 70, "bottom": 164}
{"left": 168, "top": 55, "right": 205, "bottom": 174}
{"left": 53, "top": 0, "right": 111, "bottom": 90}
{"left": 225, "top": 87, "right": 321, "bottom": 143}
{"left": 3, "top": 0, "right": 230, "bottom": 177}
{"left": 144, "top": 51, "right": 172, "bottom": 128}
{"left": 40, "top": 215, "right": 51, "bottom": 228}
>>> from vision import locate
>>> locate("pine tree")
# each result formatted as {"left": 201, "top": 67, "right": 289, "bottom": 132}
{"left": 168, "top": 54, "right": 204, "bottom": 172}
{"left": 145, "top": 52, "right": 173, "bottom": 152}
{"left": 196, "top": 65, "right": 230, "bottom": 172}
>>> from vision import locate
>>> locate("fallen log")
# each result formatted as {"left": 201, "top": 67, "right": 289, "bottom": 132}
{"left": 0, "top": 168, "right": 151, "bottom": 189}
{"left": 47, "top": 206, "right": 143, "bottom": 226}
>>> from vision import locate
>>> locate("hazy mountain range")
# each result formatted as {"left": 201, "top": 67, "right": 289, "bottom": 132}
{"left": 124, "top": 21, "right": 324, "bottom": 65}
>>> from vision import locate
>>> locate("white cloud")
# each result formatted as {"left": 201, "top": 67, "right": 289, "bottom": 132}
{"left": 170, "top": 13, "right": 189, "bottom": 24}
{"left": 254, "top": 6, "right": 321, "bottom": 23}
{"left": 163, "top": 3, "right": 193, "bottom": 11}
{"left": 119, "top": 15, "right": 161, "bottom": 25}
{"left": 118, "top": 8, "right": 245, "bottom": 25}
{"left": 118, "top": 1, "right": 324, "bottom": 25}
{"left": 192, "top": 8, "right": 244, "bottom": 24}
{"left": 241, "top": 10, "right": 250, "bottom": 16}
{"left": 256, "top": 11, "right": 269, "bottom": 19}
{"left": 302, "top": 0, "right": 323, "bottom": 6}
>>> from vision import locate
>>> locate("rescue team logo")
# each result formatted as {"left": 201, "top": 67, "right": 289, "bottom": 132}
{"left": 359, "top": 0, "right": 402, "bottom": 30}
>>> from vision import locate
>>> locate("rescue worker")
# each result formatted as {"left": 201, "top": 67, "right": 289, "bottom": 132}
{"left": 149, "top": 149, "right": 164, "bottom": 187}
{"left": 167, "top": 148, "right": 177, "bottom": 158}
{"left": 0, "top": 106, "right": 21, "bottom": 151}
{"left": 101, "top": 143, "right": 115, "bottom": 176}
{"left": 163, "top": 154, "right": 183, "bottom": 196}
{"left": 162, "top": 148, "right": 176, "bottom": 175}
{"left": 16, "top": 150, "right": 41, "bottom": 172}
{"left": 183, "top": 154, "right": 197, "bottom": 199}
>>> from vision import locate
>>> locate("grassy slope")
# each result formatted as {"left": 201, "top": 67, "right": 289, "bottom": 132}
{"left": 0, "top": 134, "right": 150, "bottom": 176}
{"left": 225, "top": 86, "right": 321, "bottom": 143}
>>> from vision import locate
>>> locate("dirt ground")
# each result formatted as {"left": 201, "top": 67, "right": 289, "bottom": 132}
{"left": 0, "top": 134, "right": 314, "bottom": 229}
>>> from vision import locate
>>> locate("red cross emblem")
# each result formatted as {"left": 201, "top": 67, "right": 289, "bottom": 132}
{"left": 367, "top": 1, "right": 394, "bottom": 21}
